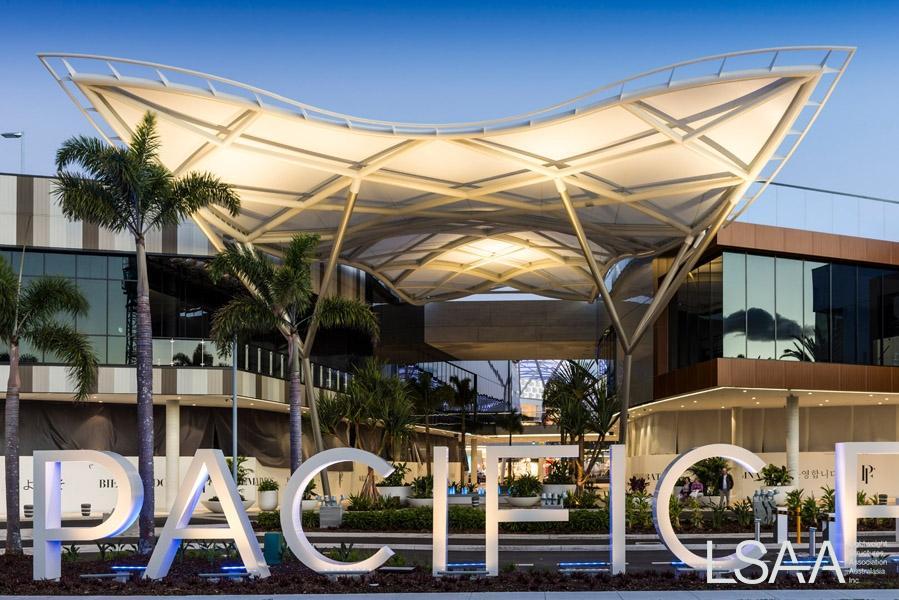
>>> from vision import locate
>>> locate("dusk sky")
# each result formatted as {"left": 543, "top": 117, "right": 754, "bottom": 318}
{"left": 0, "top": 1, "right": 896, "bottom": 198}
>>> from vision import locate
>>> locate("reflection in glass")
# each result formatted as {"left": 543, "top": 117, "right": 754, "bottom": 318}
{"left": 805, "top": 262, "right": 830, "bottom": 362}
{"left": 722, "top": 252, "right": 746, "bottom": 358}
{"left": 77, "top": 279, "right": 108, "bottom": 335}
{"left": 775, "top": 258, "right": 804, "bottom": 360}
{"left": 883, "top": 272, "right": 899, "bottom": 366}
{"left": 746, "top": 254, "right": 775, "bottom": 359}
{"left": 831, "top": 264, "right": 857, "bottom": 364}
{"left": 858, "top": 268, "right": 884, "bottom": 365}
{"left": 45, "top": 253, "right": 77, "bottom": 277}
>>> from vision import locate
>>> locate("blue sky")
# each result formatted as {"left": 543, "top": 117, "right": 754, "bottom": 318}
{"left": 0, "top": 1, "right": 896, "bottom": 197}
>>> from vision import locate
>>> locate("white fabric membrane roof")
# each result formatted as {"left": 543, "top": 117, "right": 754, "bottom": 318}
{"left": 42, "top": 47, "right": 852, "bottom": 304}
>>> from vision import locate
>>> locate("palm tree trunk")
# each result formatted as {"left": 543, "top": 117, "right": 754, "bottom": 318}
{"left": 134, "top": 238, "right": 155, "bottom": 555}
{"left": 300, "top": 354, "right": 332, "bottom": 496}
{"left": 4, "top": 339, "right": 22, "bottom": 554}
{"left": 288, "top": 337, "right": 303, "bottom": 473}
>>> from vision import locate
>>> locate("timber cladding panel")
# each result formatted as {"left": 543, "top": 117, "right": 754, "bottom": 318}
{"left": 715, "top": 221, "right": 899, "bottom": 266}
{"left": 655, "top": 358, "right": 899, "bottom": 399}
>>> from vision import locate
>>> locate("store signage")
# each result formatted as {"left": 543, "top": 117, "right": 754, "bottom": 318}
{"left": 30, "top": 442, "right": 899, "bottom": 581}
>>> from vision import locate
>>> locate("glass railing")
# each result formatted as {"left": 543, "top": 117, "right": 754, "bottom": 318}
{"left": 150, "top": 337, "right": 351, "bottom": 392}
{"left": 737, "top": 182, "right": 899, "bottom": 243}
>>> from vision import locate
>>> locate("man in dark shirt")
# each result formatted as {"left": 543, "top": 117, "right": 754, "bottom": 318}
{"left": 719, "top": 467, "right": 734, "bottom": 506}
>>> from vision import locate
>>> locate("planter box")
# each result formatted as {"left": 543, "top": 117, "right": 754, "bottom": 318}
{"left": 201, "top": 498, "right": 256, "bottom": 513}
{"left": 543, "top": 484, "right": 576, "bottom": 498}
{"left": 448, "top": 494, "right": 477, "bottom": 505}
{"left": 507, "top": 496, "right": 540, "bottom": 507}
{"left": 258, "top": 490, "right": 279, "bottom": 511}
{"left": 301, "top": 499, "right": 320, "bottom": 512}
{"left": 377, "top": 485, "right": 411, "bottom": 505}
{"left": 408, "top": 498, "right": 433, "bottom": 508}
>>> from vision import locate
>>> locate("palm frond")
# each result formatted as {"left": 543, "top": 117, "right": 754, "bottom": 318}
{"left": 207, "top": 243, "right": 276, "bottom": 305}
{"left": 210, "top": 294, "right": 282, "bottom": 356}
{"left": 19, "top": 277, "right": 89, "bottom": 327}
{"left": 128, "top": 112, "right": 161, "bottom": 167}
{"left": 0, "top": 258, "right": 19, "bottom": 338}
{"left": 26, "top": 321, "right": 97, "bottom": 402}
{"left": 147, "top": 171, "right": 240, "bottom": 232}
{"left": 314, "top": 296, "right": 379, "bottom": 342}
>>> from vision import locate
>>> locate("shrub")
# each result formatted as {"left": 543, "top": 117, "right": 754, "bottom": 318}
{"left": 820, "top": 485, "right": 835, "bottom": 513}
{"left": 378, "top": 462, "right": 410, "bottom": 487}
{"left": 544, "top": 461, "right": 574, "bottom": 485}
{"left": 732, "top": 497, "right": 754, "bottom": 528}
{"left": 258, "top": 478, "right": 279, "bottom": 492}
{"left": 669, "top": 496, "right": 683, "bottom": 530}
{"left": 256, "top": 510, "right": 281, "bottom": 531}
{"left": 508, "top": 474, "right": 542, "bottom": 497}
{"left": 411, "top": 475, "right": 433, "bottom": 499}
{"left": 626, "top": 491, "right": 652, "bottom": 530}
{"left": 347, "top": 493, "right": 401, "bottom": 511}
{"left": 757, "top": 464, "right": 793, "bottom": 486}
{"left": 628, "top": 476, "right": 648, "bottom": 494}
{"left": 801, "top": 495, "right": 822, "bottom": 526}
{"left": 303, "top": 479, "right": 317, "bottom": 500}
{"left": 710, "top": 503, "right": 728, "bottom": 529}
{"left": 564, "top": 489, "right": 598, "bottom": 508}
{"left": 688, "top": 497, "right": 703, "bottom": 530}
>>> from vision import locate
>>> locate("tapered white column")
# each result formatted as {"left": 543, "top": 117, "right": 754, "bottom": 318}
{"left": 730, "top": 407, "right": 743, "bottom": 447}
{"left": 165, "top": 399, "right": 181, "bottom": 509}
{"left": 785, "top": 393, "right": 799, "bottom": 482}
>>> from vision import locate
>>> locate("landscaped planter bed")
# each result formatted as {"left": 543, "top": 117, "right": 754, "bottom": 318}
{"left": 0, "top": 554, "right": 892, "bottom": 595}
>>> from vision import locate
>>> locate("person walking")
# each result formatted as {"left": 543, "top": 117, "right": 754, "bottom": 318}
{"left": 719, "top": 467, "right": 734, "bottom": 506}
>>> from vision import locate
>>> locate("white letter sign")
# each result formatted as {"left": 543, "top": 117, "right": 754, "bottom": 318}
{"left": 281, "top": 447, "right": 395, "bottom": 573}
{"left": 33, "top": 450, "right": 142, "bottom": 580}
{"left": 485, "top": 444, "right": 578, "bottom": 576}
{"left": 145, "top": 449, "right": 269, "bottom": 579}
{"left": 653, "top": 444, "right": 766, "bottom": 571}
{"left": 834, "top": 442, "right": 899, "bottom": 568}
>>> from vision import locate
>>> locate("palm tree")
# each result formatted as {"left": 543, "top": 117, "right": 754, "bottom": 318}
{"left": 449, "top": 375, "right": 477, "bottom": 483}
{"left": 1, "top": 254, "right": 98, "bottom": 554}
{"left": 408, "top": 371, "right": 453, "bottom": 475}
{"left": 54, "top": 111, "right": 240, "bottom": 553}
{"left": 343, "top": 358, "right": 415, "bottom": 497}
{"left": 543, "top": 360, "right": 619, "bottom": 489}
{"left": 208, "top": 234, "right": 378, "bottom": 475}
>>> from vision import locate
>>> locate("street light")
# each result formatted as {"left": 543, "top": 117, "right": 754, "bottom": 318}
{"left": 1, "top": 132, "right": 24, "bottom": 173}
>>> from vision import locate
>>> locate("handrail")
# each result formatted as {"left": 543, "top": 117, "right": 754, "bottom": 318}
{"left": 38, "top": 46, "right": 853, "bottom": 136}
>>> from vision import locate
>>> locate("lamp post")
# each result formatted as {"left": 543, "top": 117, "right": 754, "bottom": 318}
{"left": 1, "top": 132, "right": 24, "bottom": 172}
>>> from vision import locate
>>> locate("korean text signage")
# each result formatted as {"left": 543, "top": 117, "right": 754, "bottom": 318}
{"left": 31, "top": 442, "right": 899, "bottom": 581}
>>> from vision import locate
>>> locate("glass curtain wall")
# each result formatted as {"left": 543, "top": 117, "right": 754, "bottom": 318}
{"left": 669, "top": 251, "right": 899, "bottom": 368}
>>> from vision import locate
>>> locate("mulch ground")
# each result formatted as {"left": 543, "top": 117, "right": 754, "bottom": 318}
{"left": 1, "top": 554, "right": 897, "bottom": 595}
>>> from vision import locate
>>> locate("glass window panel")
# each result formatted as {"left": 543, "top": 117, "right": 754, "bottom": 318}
{"left": 805, "top": 261, "right": 831, "bottom": 362}
{"left": 831, "top": 264, "right": 857, "bottom": 364}
{"left": 107, "top": 281, "right": 129, "bottom": 336}
{"left": 77, "top": 279, "right": 108, "bottom": 335}
{"left": 858, "top": 268, "right": 885, "bottom": 365}
{"left": 19, "top": 338, "right": 43, "bottom": 363}
{"left": 722, "top": 252, "right": 747, "bottom": 358}
{"left": 883, "top": 271, "right": 899, "bottom": 366}
{"left": 0, "top": 251, "right": 11, "bottom": 269}
{"left": 77, "top": 254, "right": 107, "bottom": 279}
{"left": 107, "top": 336, "right": 127, "bottom": 365}
{"left": 746, "top": 255, "right": 775, "bottom": 359}
{"left": 710, "top": 256, "right": 723, "bottom": 359}
{"left": 775, "top": 258, "right": 804, "bottom": 361}
{"left": 8, "top": 251, "right": 43, "bottom": 276}
{"left": 44, "top": 253, "right": 77, "bottom": 277}
{"left": 107, "top": 255, "right": 136, "bottom": 280}
{"left": 86, "top": 335, "right": 107, "bottom": 364}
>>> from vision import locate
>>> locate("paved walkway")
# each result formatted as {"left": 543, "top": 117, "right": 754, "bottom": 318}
{"left": 11, "top": 592, "right": 899, "bottom": 599}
